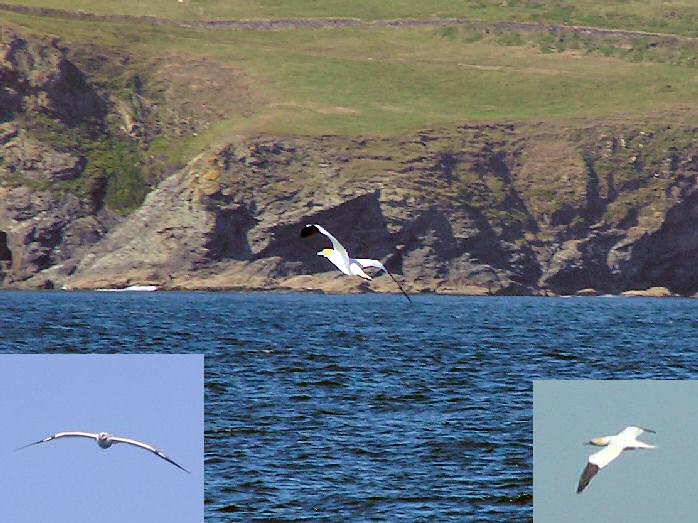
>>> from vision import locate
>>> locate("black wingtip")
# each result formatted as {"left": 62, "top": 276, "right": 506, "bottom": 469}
{"left": 577, "top": 463, "right": 599, "bottom": 494}
{"left": 15, "top": 439, "right": 44, "bottom": 452}
{"left": 386, "top": 271, "right": 412, "bottom": 304}
{"left": 174, "top": 462, "right": 191, "bottom": 474}
{"left": 171, "top": 459, "right": 191, "bottom": 474}
{"left": 300, "top": 224, "right": 320, "bottom": 238}
{"left": 157, "top": 451, "right": 190, "bottom": 473}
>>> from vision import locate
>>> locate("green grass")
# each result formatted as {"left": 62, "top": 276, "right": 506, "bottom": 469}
{"left": 6, "top": 7, "right": 698, "bottom": 141}
{"left": 164, "top": 27, "right": 698, "bottom": 135}
{"left": 4, "top": 0, "right": 698, "bottom": 36}
{"left": 7, "top": 9, "right": 698, "bottom": 141}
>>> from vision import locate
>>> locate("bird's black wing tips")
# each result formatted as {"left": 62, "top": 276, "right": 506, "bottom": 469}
{"left": 386, "top": 270, "right": 412, "bottom": 304}
{"left": 15, "top": 436, "right": 51, "bottom": 451}
{"left": 300, "top": 224, "right": 320, "bottom": 238}
{"left": 154, "top": 449, "right": 190, "bottom": 473}
{"left": 577, "top": 462, "right": 600, "bottom": 493}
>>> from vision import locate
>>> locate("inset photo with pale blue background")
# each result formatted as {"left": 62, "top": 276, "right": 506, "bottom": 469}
{"left": 534, "top": 380, "right": 698, "bottom": 523}
{"left": 0, "top": 354, "right": 203, "bottom": 523}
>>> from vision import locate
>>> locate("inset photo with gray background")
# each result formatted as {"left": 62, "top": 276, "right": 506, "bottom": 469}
{"left": 534, "top": 380, "right": 698, "bottom": 522}
{"left": 0, "top": 354, "right": 203, "bottom": 523}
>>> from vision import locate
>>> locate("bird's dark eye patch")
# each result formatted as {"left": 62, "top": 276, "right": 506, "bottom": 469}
{"left": 300, "top": 224, "right": 320, "bottom": 238}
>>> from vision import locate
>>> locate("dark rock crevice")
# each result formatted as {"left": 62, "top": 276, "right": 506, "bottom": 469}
{"left": 583, "top": 156, "right": 604, "bottom": 225}
{"left": 0, "top": 230, "right": 12, "bottom": 282}
{"left": 204, "top": 204, "right": 256, "bottom": 261}
{"left": 615, "top": 189, "right": 698, "bottom": 294}
{"left": 542, "top": 233, "right": 623, "bottom": 295}
{"left": 0, "top": 231, "right": 11, "bottom": 263}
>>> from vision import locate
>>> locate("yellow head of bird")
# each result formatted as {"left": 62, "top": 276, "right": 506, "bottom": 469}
{"left": 589, "top": 437, "right": 610, "bottom": 446}
{"left": 317, "top": 248, "right": 333, "bottom": 257}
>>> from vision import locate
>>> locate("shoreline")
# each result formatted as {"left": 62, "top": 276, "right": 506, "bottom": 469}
{"left": 0, "top": 286, "right": 687, "bottom": 298}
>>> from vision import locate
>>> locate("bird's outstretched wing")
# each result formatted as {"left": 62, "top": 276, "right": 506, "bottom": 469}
{"left": 356, "top": 258, "right": 412, "bottom": 303}
{"left": 300, "top": 224, "right": 349, "bottom": 258}
{"left": 618, "top": 426, "right": 655, "bottom": 439}
{"left": 355, "top": 258, "right": 387, "bottom": 271}
{"left": 110, "top": 436, "right": 190, "bottom": 473}
{"left": 577, "top": 443, "right": 625, "bottom": 493}
{"left": 16, "top": 431, "right": 98, "bottom": 450}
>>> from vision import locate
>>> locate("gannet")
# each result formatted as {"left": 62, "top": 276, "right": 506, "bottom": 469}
{"left": 577, "top": 426, "right": 656, "bottom": 493}
{"left": 18, "top": 431, "right": 189, "bottom": 473}
{"left": 300, "top": 224, "right": 412, "bottom": 302}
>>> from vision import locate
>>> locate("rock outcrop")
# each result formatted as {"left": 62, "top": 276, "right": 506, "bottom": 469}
{"left": 621, "top": 286, "right": 675, "bottom": 298}
{"left": 1, "top": 33, "right": 105, "bottom": 125}
{"left": 0, "top": 32, "right": 113, "bottom": 288}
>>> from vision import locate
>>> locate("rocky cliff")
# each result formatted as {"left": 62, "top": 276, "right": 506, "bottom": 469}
{"left": 3, "top": 32, "right": 698, "bottom": 296}
{"left": 63, "top": 121, "right": 698, "bottom": 296}
{"left": 0, "top": 32, "right": 115, "bottom": 288}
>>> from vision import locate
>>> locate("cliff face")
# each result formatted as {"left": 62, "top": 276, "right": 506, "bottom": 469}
{"left": 61, "top": 122, "right": 698, "bottom": 296}
{"left": 3, "top": 34, "right": 698, "bottom": 295}
{"left": 0, "top": 34, "right": 105, "bottom": 125}
{"left": 0, "top": 33, "right": 114, "bottom": 288}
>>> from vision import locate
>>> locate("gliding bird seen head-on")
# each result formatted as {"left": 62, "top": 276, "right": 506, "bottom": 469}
{"left": 17, "top": 430, "right": 190, "bottom": 472}
{"left": 97, "top": 432, "right": 112, "bottom": 448}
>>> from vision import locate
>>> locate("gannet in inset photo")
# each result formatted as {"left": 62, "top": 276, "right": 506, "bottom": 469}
{"left": 18, "top": 431, "right": 189, "bottom": 473}
{"left": 577, "top": 426, "right": 656, "bottom": 493}
{"left": 300, "top": 224, "right": 412, "bottom": 302}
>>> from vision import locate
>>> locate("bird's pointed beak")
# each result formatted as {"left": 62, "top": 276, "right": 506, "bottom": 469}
{"left": 642, "top": 427, "right": 656, "bottom": 434}
{"left": 316, "top": 251, "right": 324, "bottom": 256}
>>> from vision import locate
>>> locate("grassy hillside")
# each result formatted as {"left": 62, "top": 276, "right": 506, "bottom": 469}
{"left": 4, "top": 1, "right": 698, "bottom": 37}
{"left": 4, "top": 1, "right": 698, "bottom": 217}
{"left": 5, "top": 9, "right": 698, "bottom": 142}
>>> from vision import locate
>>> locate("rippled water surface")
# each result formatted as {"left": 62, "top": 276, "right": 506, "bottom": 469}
{"left": 3, "top": 292, "right": 698, "bottom": 521}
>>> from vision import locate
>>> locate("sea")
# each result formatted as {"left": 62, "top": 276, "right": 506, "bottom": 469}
{"left": 3, "top": 291, "right": 698, "bottom": 521}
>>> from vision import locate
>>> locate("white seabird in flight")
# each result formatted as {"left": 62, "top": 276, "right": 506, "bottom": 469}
{"left": 577, "top": 426, "right": 655, "bottom": 493}
{"left": 300, "top": 224, "right": 412, "bottom": 302}
{"left": 18, "top": 431, "right": 190, "bottom": 473}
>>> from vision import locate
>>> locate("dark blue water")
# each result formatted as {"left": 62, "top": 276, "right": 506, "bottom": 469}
{"left": 3, "top": 292, "right": 698, "bottom": 521}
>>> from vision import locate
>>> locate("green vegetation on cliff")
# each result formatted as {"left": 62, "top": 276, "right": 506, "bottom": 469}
{"left": 13, "top": 113, "right": 147, "bottom": 215}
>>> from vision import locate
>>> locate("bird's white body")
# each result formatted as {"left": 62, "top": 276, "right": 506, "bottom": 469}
{"left": 577, "top": 426, "right": 656, "bottom": 493}
{"left": 321, "top": 247, "right": 372, "bottom": 280}
{"left": 301, "top": 224, "right": 411, "bottom": 302}
{"left": 18, "top": 431, "right": 189, "bottom": 473}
